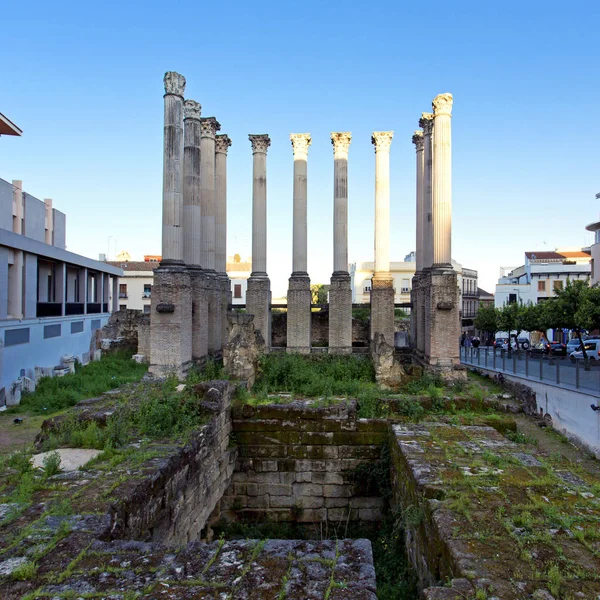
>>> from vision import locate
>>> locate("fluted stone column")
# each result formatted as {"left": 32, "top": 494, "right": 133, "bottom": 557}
{"left": 370, "top": 131, "right": 395, "bottom": 347}
{"left": 200, "top": 117, "right": 222, "bottom": 355}
{"left": 412, "top": 130, "right": 425, "bottom": 354}
{"left": 216, "top": 134, "right": 232, "bottom": 350}
{"left": 420, "top": 113, "right": 434, "bottom": 270}
{"left": 432, "top": 94, "right": 452, "bottom": 269}
{"left": 150, "top": 72, "right": 192, "bottom": 377}
{"left": 287, "top": 134, "right": 312, "bottom": 354}
{"left": 246, "top": 134, "right": 271, "bottom": 348}
{"left": 423, "top": 94, "right": 461, "bottom": 377}
{"left": 329, "top": 133, "right": 353, "bottom": 354}
{"left": 183, "top": 100, "right": 209, "bottom": 360}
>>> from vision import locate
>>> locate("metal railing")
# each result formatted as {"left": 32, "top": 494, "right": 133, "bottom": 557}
{"left": 460, "top": 346, "right": 600, "bottom": 395}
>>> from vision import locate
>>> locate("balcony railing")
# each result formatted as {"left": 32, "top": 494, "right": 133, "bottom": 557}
{"left": 87, "top": 302, "right": 102, "bottom": 314}
{"left": 118, "top": 292, "right": 128, "bottom": 299}
{"left": 66, "top": 302, "right": 84, "bottom": 315}
{"left": 142, "top": 293, "right": 151, "bottom": 299}
{"left": 36, "top": 302, "right": 62, "bottom": 318}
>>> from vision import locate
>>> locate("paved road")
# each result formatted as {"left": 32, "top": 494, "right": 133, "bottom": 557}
{"left": 461, "top": 347, "right": 600, "bottom": 395}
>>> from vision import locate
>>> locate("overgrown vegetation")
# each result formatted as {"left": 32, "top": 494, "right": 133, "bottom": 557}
{"left": 13, "top": 351, "right": 148, "bottom": 416}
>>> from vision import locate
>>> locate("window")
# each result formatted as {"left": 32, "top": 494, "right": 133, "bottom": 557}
{"left": 508, "top": 293, "right": 517, "bottom": 304}
{"left": 119, "top": 283, "right": 128, "bottom": 298}
{"left": 43, "top": 324, "right": 61, "bottom": 339}
{"left": 119, "top": 304, "right": 127, "bottom": 311}
{"left": 553, "top": 280, "right": 563, "bottom": 291}
{"left": 5, "top": 328, "right": 30, "bottom": 346}
{"left": 91, "top": 319, "right": 101, "bottom": 331}
{"left": 71, "top": 321, "right": 84, "bottom": 334}
{"left": 538, "top": 280, "right": 546, "bottom": 292}
{"left": 143, "top": 305, "right": 151, "bottom": 314}
{"left": 143, "top": 284, "right": 152, "bottom": 298}
{"left": 401, "top": 279, "right": 410, "bottom": 293}
{"left": 363, "top": 286, "right": 371, "bottom": 293}
{"left": 234, "top": 284, "right": 242, "bottom": 299}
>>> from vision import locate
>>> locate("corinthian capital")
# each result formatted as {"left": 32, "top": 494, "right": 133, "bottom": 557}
{"left": 412, "top": 130, "right": 424, "bottom": 151}
{"left": 215, "top": 134, "right": 232, "bottom": 154}
{"left": 432, "top": 93, "right": 453, "bottom": 117}
{"left": 290, "top": 133, "right": 311, "bottom": 157}
{"left": 419, "top": 113, "right": 434, "bottom": 135}
{"left": 331, "top": 132, "right": 352, "bottom": 155}
{"left": 184, "top": 99, "right": 201, "bottom": 120}
{"left": 371, "top": 131, "right": 394, "bottom": 152}
{"left": 164, "top": 71, "right": 186, "bottom": 97}
{"left": 200, "top": 117, "right": 221, "bottom": 138}
{"left": 249, "top": 134, "right": 271, "bottom": 154}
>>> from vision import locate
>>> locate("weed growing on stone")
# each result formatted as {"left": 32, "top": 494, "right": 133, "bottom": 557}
{"left": 13, "top": 351, "right": 148, "bottom": 416}
{"left": 42, "top": 451, "right": 61, "bottom": 477}
{"left": 11, "top": 560, "right": 37, "bottom": 581}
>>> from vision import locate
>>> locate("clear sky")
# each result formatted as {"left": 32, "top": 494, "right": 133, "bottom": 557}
{"left": 1, "top": 1, "right": 599, "bottom": 296}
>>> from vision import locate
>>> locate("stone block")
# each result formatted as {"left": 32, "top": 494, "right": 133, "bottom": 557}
{"left": 325, "top": 497, "right": 349, "bottom": 508}
{"left": 339, "top": 446, "right": 381, "bottom": 459}
{"left": 300, "top": 496, "right": 324, "bottom": 509}
{"left": 359, "top": 508, "right": 382, "bottom": 521}
{"left": 328, "top": 273, "right": 352, "bottom": 353}
{"left": 265, "top": 484, "right": 293, "bottom": 496}
{"left": 292, "top": 483, "right": 323, "bottom": 497}
{"left": 349, "top": 497, "right": 384, "bottom": 509}
{"left": 297, "top": 508, "right": 327, "bottom": 523}
{"left": 301, "top": 432, "right": 334, "bottom": 445}
{"left": 323, "top": 485, "right": 351, "bottom": 498}
{"left": 246, "top": 276, "right": 271, "bottom": 349}
{"left": 268, "top": 495, "right": 297, "bottom": 509}
{"left": 370, "top": 277, "right": 395, "bottom": 346}
{"left": 311, "top": 472, "right": 344, "bottom": 485}
{"left": 287, "top": 276, "right": 311, "bottom": 353}
{"left": 295, "top": 472, "right": 312, "bottom": 483}
{"left": 295, "top": 459, "right": 327, "bottom": 472}
{"left": 327, "top": 507, "right": 352, "bottom": 521}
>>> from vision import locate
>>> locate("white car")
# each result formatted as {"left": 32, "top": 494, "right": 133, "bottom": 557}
{"left": 570, "top": 339, "right": 600, "bottom": 363}
{"left": 566, "top": 339, "right": 582, "bottom": 355}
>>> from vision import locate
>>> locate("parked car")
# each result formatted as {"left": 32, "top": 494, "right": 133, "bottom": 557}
{"left": 566, "top": 339, "right": 582, "bottom": 355}
{"left": 570, "top": 339, "right": 600, "bottom": 363}
{"left": 529, "top": 341, "right": 567, "bottom": 357}
{"left": 516, "top": 336, "right": 530, "bottom": 350}
{"left": 494, "top": 338, "right": 509, "bottom": 351}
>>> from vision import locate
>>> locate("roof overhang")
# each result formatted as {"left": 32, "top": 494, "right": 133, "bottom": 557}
{"left": 585, "top": 221, "right": 600, "bottom": 233}
{"left": 0, "top": 113, "right": 23, "bottom": 136}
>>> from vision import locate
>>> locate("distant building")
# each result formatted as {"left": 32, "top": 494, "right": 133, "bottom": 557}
{"left": 1, "top": 176, "right": 121, "bottom": 403}
{"left": 105, "top": 256, "right": 158, "bottom": 313}
{"left": 585, "top": 193, "right": 600, "bottom": 285}
{"left": 105, "top": 253, "right": 253, "bottom": 309}
{"left": 495, "top": 248, "right": 591, "bottom": 307}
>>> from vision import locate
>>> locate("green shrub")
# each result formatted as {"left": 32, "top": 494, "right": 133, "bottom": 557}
{"left": 11, "top": 560, "right": 37, "bottom": 581}
{"left": 42, "top": 452, "right": 62, "bottom": 477}
{"left": 392, "top": 398, "right": 425, "bottom": 420}
{"left": 16, "top": 351, "right": 147, "bottom": 415}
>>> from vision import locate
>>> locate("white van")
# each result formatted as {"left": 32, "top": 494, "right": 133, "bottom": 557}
{"left": 570, "top": 339, "right": 600, "bottom": 362}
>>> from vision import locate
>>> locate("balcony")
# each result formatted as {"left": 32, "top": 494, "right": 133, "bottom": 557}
{"left": 36, "top": 302, "right": 62, "bottom": 318}
{"left": 87, "top": 302, "right": 102, "bottom": 314}
{"left": 118, "top": 292, "right": 128, "bottom": 299}
{"left": 66, "top": 302, "right": 85, "bottom": 315}
{"left": 142, "top": 293, "right": 151, "bottom": 299}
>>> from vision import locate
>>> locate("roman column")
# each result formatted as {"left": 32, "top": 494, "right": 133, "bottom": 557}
{"left": 200, "top": 116, "right": 222, "bottom": 354}
{"left": 370, "top": 131, "right": 395, "bottom": 347}
{"left": 431, "top": 93, "right": 453, "bottom": 269}
{"left": 150, "top": 71, "right": 192, "bottom": 377}
{"left": 161, "top": 71, "right": 186, "bottom": 264}
{"left": 183, "top": 99, "right": 208, "bottom": 359}
{"left": 287, "top": 133, "right": 312, "bottom": 354}
{"left": 412, "top": 130, "right": 425, "bottom": 353}
{"left": 427, "top": 93, "right": 461, "bottom": 375}
{"left": 329, "top": 132, "right": 353, "bottom": 354}
{"left": 246, "top": 134, "right": 271, "bottom": 348}
{"left": 216, "top": 134, "right": 232, "bottom": 348}
{"left": 420, "top": 113, "right": 434, "bottom": 270}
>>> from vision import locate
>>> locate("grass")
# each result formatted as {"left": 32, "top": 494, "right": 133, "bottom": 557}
{"left": 12, "top": 351, "right": 148, "bottom": 416}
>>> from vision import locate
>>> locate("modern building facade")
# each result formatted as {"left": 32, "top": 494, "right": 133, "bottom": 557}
{"left": 0, "top": 177, "right": 122, "bottom": 403}
{"left": 495, "top": 248, "right": 591, "bottom": 307}
{"left": 105, "top": 256, "right": 159, "bottom": 313}
{"left": 227, "top": 255, "right": 252, "bottom": 305}
{"left": 585, "top": 193, "right": 600, "bottom": 286}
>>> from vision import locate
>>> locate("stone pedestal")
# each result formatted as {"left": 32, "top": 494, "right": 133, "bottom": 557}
{"left": 149, "top": 265, "right": 192, "bottom": 378}
{"left": 370, "top": 275, "right": 395, "bottom": 347}
{"left": 219, "top": 273, "right": 231, "bottom": 351}
{"left": 246, "top": 276, "right": 271, "bottom": 351}
{"left": 328, "top": 273, "right": 352, "bottom": 354}
{"left": 287, "top": 275, "right": 311, "bottom": 353}
{"left": 190, "top": 268, "right": 209, "bottom": 360}
{"left": 419, "top": 268, "right": 463, "bottom": 379}
{"left": 204, "top": 271, "right": 221, "bottom": 355}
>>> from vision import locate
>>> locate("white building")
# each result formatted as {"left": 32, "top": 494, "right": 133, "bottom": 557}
{"left": 0, "top": 176, "right": 122, "bottom": 404}
{"left": 105, "top": 257, "right": 158, "bottom": 313}
{"left": 585, "top": 193, "right": 600, "bottom": 286}
{"left": 495, "top": 249, "right": 591, "bottom": 307}
{"left": 227, "top": 254, "right": 252, "bottom": 305}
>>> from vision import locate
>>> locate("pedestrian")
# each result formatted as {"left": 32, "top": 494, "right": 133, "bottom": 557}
{"left": 473, "top": 336, "right": 480, "bottom": 348}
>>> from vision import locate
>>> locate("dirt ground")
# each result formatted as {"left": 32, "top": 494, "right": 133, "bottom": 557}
{"left": 0, "top": 411, "right": 47, "bottom": 453}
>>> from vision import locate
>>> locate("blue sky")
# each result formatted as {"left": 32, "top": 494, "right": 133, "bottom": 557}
{"left": 1, "top": 1, "right": 599, "bottom": 296}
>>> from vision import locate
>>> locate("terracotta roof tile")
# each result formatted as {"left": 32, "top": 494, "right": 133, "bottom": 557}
{"left": 106, "top": 261, "right": 159, "bottom": 272}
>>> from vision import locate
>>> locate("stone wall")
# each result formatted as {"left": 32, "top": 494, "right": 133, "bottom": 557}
{"left": 110, "top": 380, "right": 236, "bottom": 545}
{"left": 271, "top": 311, "right": 369, "bottom": 348}
{"left": 221, "top": 400, "right": 387, "bottom": 523}
{"left": 100, "top": 309, "right": 146, "bottom": 351}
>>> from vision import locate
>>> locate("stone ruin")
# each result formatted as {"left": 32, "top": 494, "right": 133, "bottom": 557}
{"left": 140, "top": 71, "right": 463, "bottom": 382}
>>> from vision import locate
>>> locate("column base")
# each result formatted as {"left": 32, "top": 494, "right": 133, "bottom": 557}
{"left": 149, "top": 264, "right": 193, "bottom": 378}
{"left": 218, "top": 272, "right": 231, "bottom": 351}
{"left": 203, "top": 270, "right": 222, "bottom": 356}
{"left": 370, "top": 274, "right": 395, "bottom": 347}
{"left": 413, "top": 269, "right": 462, "bottom": 375}
{"left": 246, "top": 275, "right": 271, "bottom": 351}
{"left": 328, "top": 272, "right": 352, "bottom": 354}
{"left": 189, "top": 266, "right": 209, "bottom": 360}
{"left": 287, "top": 275, "right": 311, "bottom": 354}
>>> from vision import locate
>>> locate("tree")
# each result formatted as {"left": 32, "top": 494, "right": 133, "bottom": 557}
{"left": 544, "top": 279, "right": 594, "bottom": 364}
{"left": 310, "top": 284, "right": 329, "bottom": 305}
{"left": 497, "top": 301, "right": 523, "bottom": 353}
{"left": 474, "top": 305, "right": 499, "bottom": 340}
{"left": 517, "top": 302, "right": 545, "bottom": 337}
